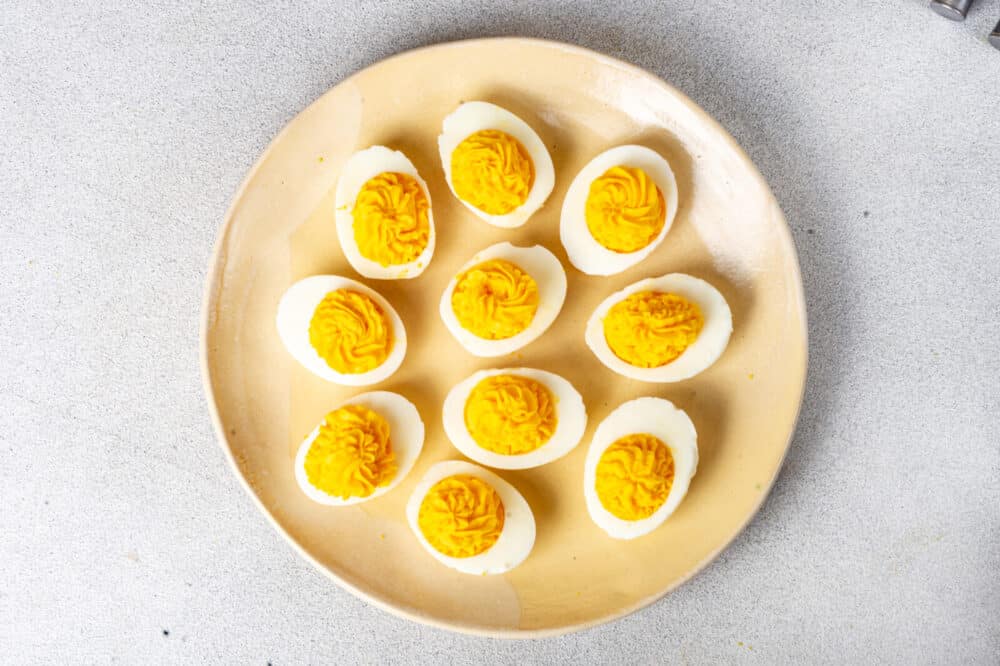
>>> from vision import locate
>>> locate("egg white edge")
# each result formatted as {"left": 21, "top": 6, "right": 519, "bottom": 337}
{"left": 405, "top": 460, "right": 536, "bottom": 575}
{"left": 276, "top": 275, "right": 408, "bottom": 385}
{"left": 294, "top": 391, "right": 426, "bottom": 506}
{"left": 584, "top": 273, "right": 733, "bottom": 382}
{"left": 439, "top": 242, "right": 567, "bottom": 357}
{"left": 437, "top": 101, "right": 555, "bottom": 228}
{"left": 559, "top": 145, "right": 679, "bottom": 276}
{"left": 583, "top": 397, "right": 698, "bottom": 540}
{"left": 333, "top": 146, "right": 436, "bottom": 280}
{"left": 442, "top": 367, "right": 588, "bottom": 470}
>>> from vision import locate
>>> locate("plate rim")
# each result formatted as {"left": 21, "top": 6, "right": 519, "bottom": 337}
{"left": 199, "top": 36, "right": 809, "bottom": 639}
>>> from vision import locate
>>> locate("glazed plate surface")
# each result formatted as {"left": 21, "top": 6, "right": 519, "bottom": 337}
{"left": 201, "top": 37, "right": 807, "bottom": 636}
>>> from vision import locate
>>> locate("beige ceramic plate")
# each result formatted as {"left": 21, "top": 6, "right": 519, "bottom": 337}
{"left": 201, "top": 37, "right": 807, "bottom": 637}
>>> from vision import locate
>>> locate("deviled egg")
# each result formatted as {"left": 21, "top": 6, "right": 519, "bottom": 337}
{"left": 334, "top": 146, "right": 435, "bottom": 279}
{"left": 584, "top": 397, "right": 697, "bottom": 539}
{"left": 442, "top": 367, "right": 587, "bottom": 469}
{"left": 440, "top": 242, "right": 566, "bottom": 357}
{"left": 585, "top": 273, "right": 731, "bottom": 382}
{"left": 438, "top": 101, "right": 555, "bottom": 228}
{"left": 295, "top": 391, "right": 425, "bottom": 506}
{"left": 561, "top": 145, "right": 678, "bottom": 275}
{"left": 407, "top": 461, "right": 535, "bottom": 574}
{"left": 277, "top": 275, "right": 406, "bottom": 385}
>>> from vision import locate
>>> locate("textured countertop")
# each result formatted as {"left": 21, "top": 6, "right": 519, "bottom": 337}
{"left": 2, "top": 1, "right": 999, "bottom": 663}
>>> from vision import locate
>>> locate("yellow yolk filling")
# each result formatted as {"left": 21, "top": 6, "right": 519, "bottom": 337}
{"left": 309, "top": 289, "right": 393, "bottom": 374}
{"left": 352, "top": 172, "right": 430, "bottom": 267}
{"left": 451, "top": 259, "right": 539, "bottom": 339}
{"left": 303, "top": 405, "right": 397, "bottom": 499}
{"left": 585, "top": 165, "right": 666, "bottom": 253}
{"left": 603, "top": 291, "right": 704, "bottom": 368}
{"left": 417, "top": 474, "right": 505, "bottom": 558}
{"left": 595, "top": 434, "right": 675, "bottom": 521}
{"left": 464, "top": 375, "right": 557, "bottom": 455}
{"left": 450, "top": 130, "right": 534, "bottom": 215}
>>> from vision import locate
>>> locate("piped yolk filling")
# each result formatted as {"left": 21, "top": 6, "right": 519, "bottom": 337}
{"left": 595, "top": 433, "right": 674, "bottom": 521}
{"left": 450, "top": 130, "right": 534, "bottom": 215}
{"left": 309, "top": 289, "right": 393, "bottom": 374}
{"left": 451, "top": 259, "right": 539, "bottom": 340}
{"left": 465, "top": 375, "right": 557, "bottom": 455}
{"left": 352, "top": 172, "right": 430, "bottom": 267}
{"left": 585, "top": 165, "right": 666, "bottom": 253}
{"left": 303, "top": 405, "right": 397, "bottom": 499}
{"left": 417, "top": 474, "right": 505, "bottom": 558}
{"left": 603, "top": 291, "right": 703, "bottom": 368}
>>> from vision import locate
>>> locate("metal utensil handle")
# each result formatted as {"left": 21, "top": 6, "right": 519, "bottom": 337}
{"left": 929, "top": 0, "right": 974, "bottom": 20}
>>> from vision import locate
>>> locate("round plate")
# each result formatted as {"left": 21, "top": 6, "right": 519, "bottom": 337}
{"left": 201, "top": 37, "right": 807, "bottom": 637}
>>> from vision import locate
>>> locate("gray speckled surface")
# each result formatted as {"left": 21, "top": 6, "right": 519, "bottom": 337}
{"left": 2, "top": 0, "right": 999, "bottom": 663}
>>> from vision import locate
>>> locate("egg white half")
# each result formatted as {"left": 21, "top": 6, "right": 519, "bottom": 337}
{"left": 585, "top": 273, "right": 732, "bottom": 382}
{"left": 584, "top": 397, "right": 698, "bottom": 539}
{"left": 439, "top": 242, "right": 567, "bottom": 357}
{"left": 560, "top": 145, "right": 678, "bottom": 276}
{"left": 276, "top": 275, "right": 407, "bottom": 385}
{"left": 406, "top": 460, "right": 536, "bottom": 575}
{"left": 438, "top": 101, "right": 555, "bottom": 228}
{"left": 294, "top": 391, "right": 425, "bottom": 506}
{"left": 334, "top": 146, "right": 436, "bottom": 280}
{"left": 442, "top": 367, "right": 587, "bottom": 470}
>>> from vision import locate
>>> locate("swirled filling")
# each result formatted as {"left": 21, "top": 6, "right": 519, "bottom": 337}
{"left": 450, "top": 130, "right": 534, "bottom": 215}
{"left": 417, "top": 474, "right": 505, "bottom": 558}
{"left": 603, "top": 291, "right": 703, "bottom": 367}
{"left": 352, "top": 172, "right": 430, "bottom": 267}
{"left": 585, "top": 165, "right": 666, "bottom": 253}
{"left": 309, "top": 289, "right": 394, "bottom": 374}
{"left": 451, "top": 259, "right": 539, "bottom": 339}
{"left": 303, "top": 405, "right": 397, "bottom": 499}
{"left": 464, "top": 375, "right": 557, "bottom": 455}
{"left": 595, "top": 434, "right": 675, "bottom": 521}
